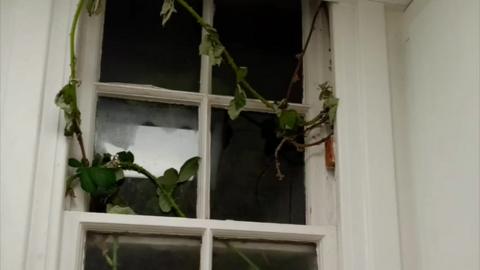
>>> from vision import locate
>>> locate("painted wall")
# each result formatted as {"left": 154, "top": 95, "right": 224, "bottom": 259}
{"left": 387, "top": 0, "right": 479, "bottom": 269}
{"left": 0, "top": 0, "right": 56, "bottom": 269}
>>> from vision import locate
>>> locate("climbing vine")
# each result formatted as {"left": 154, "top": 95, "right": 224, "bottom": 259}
{"left": 59, "top": 0, "right": 337, "bottom": 212}
{"left": 57, "top": 0, "right": 337, "bottom": 268}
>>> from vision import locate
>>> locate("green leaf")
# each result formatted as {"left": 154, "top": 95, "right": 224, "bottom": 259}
{"left": 163, "top": 168, "right": 179, "bottom": 186}
{"left": 178, "top": 157, "right": 200, "bottom": 183}
{"left": 78, "top": 167, "right": 118, "bottom": 196}
{"left": 156, "top": 188, "right": 172, "bottom": 213}
{"left": 117, "top": 151, "right": 134, "bottom": 163}
{"left": 236, "top": 66, "right": 248, "bottom": 81}
{"left": 91, "top": 153, "right": 102, "bottom": 167}
{"left": 55, "top": 82, "right": 80, "bottom": 137}
{"left": 106, "top": 204, "right": 136, "bottom": 215}
{"left": 160, "top": 0, "right": 176, "bottom": 26}
{"left": 278, "top": 109, "right": 300, "bottom": 131}
{"left": 68, "top": 158, "right": 83, "bottom": 168}
{"left": 228, "top": 85, "right": 247, "bottom": 120}
{"left": 86, "top": 0, "right": 102, "bottom": 16}
{"left": 199, "top": 32, "right": 224, "bottom": 66}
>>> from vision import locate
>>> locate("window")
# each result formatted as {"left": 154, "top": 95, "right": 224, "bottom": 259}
{"left": 61, "top": 0, "right": 337, "bottom": 269}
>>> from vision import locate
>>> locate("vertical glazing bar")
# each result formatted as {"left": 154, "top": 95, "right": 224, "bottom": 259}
{"left": 200, "top": 0, "right": 215, "bottom": 94}
{"left": 200, "top": 229, "right": 213, "bottom": 270}
{"left": 197, "top": 0, "right": 214, "bottom": 219}
{"left": 197, "top": 96, "right": 211, "bottom": 219}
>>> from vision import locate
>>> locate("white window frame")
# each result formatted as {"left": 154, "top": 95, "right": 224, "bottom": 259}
{"left": 59, "top": 0, "right": 338, "bottom": 269}
{"left": 20, "top": 1, "right": 403, "bottom": 270}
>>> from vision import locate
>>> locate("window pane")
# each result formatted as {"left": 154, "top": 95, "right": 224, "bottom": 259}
{"left": 85, "top": 232, "right": 201, "bottom": 270}
{"left": 212, "top": 0, "right": 303, "bottom": 103}
{"left": 213, "top": 238, "right": 317, "bottom": 270}
{"left": 93, "top": 97, "right": 198, "bottom": 217}
{"left": 210, "top": 109, "right": 305, "bottom": 224}
{"left": 100, "top": 0, "right": 202, "bottom": 91}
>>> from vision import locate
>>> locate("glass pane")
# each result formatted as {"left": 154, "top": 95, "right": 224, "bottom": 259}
{"left": 85, "top": 232, "right": 201, "bottom": 270}
{"left": 93, "top": 97, "right": 198, "bottom": 217}
{"left": 212, "top": 0, "right": 303, "bottom": 103}
{"left": 211, "top": 109, "right": 305, "bottom": 224}
{"left": 100, "top": 0, "right": 202, "bottom": 91}
{"left": 213, "top": 238, "right": 317, "bottom": 270}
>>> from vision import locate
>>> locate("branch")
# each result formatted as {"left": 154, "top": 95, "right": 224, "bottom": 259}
{"left": 288, "top": 133, "right": 333, "bottom": 152}
{"left": 285, "top": 2, "right": 324, "bottom": 101}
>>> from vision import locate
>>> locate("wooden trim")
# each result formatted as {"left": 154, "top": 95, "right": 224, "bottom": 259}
{"left": 330, "top": 1, "right": 402, "bottom": 270}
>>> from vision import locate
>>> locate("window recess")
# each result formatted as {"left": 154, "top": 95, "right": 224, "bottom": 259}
{"left": 62, "top": 0, "right": 337, "bottom": 269}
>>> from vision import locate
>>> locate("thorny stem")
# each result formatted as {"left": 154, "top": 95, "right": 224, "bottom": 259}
{"left": 274, "top": 138, "right": 289, "bottom": 180}
{"left": 118, "top": 162, "right": 187, "bottom": 218}
{"left": 289, "top": 132, "right": 333, "bottom": 151}
{"left": 285, "top": 2, "right": 324, "bottom": 101}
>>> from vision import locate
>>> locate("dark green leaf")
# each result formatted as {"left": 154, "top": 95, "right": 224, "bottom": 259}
{"left": 117, "top": 151, "right": 134, "bottom": 163}
{"left": 278, "top": 109, "right": 300, "bottom": 131}
{"left": 236, "top": 66, "right": 248, "bottom": 81}
{"left": 199, "top": 31, "right": 224, "bottom": 66}
{"left": 228, "top": 85, "right": 247, "bottom": 120}
{"left": 91, "top": 153, "right": 103, "bottom": 167}
{"left": 178, "top": 157, "right": 200, "bottom": 183}
{"left": 86, "top": 0, "right": 102, "bottom": 16}
{"left": 78, "top": 167, "right": 118, "bottom": 196}
{"left": 68, "top": 158, "right": 82, "bottom": 168}
{"left": 156, "top": 188, "right": 172, "bottom": 213}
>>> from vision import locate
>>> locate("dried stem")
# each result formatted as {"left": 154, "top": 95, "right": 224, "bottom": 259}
{"left": 285, "top": 2, "right": 324, "bottom": 101}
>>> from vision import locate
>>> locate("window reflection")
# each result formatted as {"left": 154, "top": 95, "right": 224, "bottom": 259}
{"left": 93, "top": 97, "right": 198, "bottom": 217}
{"left": 211, "top": 109, "right": 305, "bottom": 224}
{"left": 212, "top": 238, "right": 317, "bottom": 270}
{"left": 212, "top": 0, "right": 303, "bottom": 102}
{"left": 100, "top": 0, "right": 202, "bottom": 91}
{"left": 85, "top": 232, "right": 201, "bottom": 270}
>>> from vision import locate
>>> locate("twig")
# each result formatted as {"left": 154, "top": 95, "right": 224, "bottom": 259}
{"left": 274, "top": 138, "right": 289, "bottom": 180}
{"left": 285, "top": 2, "right": 324, "bottom": 101}
{"left": 288, "top": 133, "right": 333, "bottom": 152}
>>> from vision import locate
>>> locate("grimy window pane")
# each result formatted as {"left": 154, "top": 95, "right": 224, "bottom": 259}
{"left": 212, "top": 0, "right": 303, "bottom": 103}
{"left": 93, "top": 97, "right": 198, "bottom": 217}
{"left": 100, "top": 0, "right": 202, "bottom": 91}
{"left": 211, "top": 109, "right": 305, "bottom": 224}
{"left": 213, "top": 238, "right": 317, "bottom": 270}
{"left": 85, "top": 232, "right": 201, "bottom": 270}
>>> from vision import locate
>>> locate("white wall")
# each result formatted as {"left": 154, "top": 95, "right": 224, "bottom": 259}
{"left": 0, "top": 0, "right": 56, "bottom": 269}
{"left": 387, "top": 0, "right": 479, "bottom": 269}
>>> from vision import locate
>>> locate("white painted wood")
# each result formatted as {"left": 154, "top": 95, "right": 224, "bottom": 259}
{"left": 330, "top": 1, "right": 402, "bottom": 270}
{"left": 0, "top": 0, "right": 75, "bottom": 270}
{"left": 200, "top": 229, "right": 213, "bottom": 270}
{"left": 60, "top": 211, "right": 338, "bottom": 269}
{"left": 302, "top": 0, "right": 337, "bottom": 226}
{"left": 197, "top": 96, "right": 211, "bottom": 219}
{"left": 200, "top": 0, "right": 214, "bottom": 94}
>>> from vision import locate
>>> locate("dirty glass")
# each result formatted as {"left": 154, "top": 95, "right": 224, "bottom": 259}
{"left": 210, "top": 109, "right": 305, "bottom": 224}
{"left": 84, "top": 232, "right": 201, "bottom": 270}
{"left": 212, "top": 0, "right": 303, "bottom": 103}
{"left": 100, "top": 0, "right": 202, "bottom": 91}
{"left": 212, "top": 238, "right": 317, "bottom": 270}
